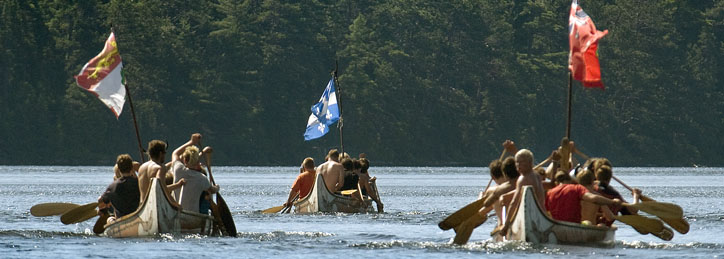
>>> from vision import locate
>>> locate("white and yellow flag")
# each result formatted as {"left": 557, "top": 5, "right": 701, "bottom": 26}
{"left": 74, "top": 32, "right": 125, "bottom": 118}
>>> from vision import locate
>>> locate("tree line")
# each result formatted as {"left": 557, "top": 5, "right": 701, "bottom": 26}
{"left": 1, "top": 0, "right": 722, "bottom": 166}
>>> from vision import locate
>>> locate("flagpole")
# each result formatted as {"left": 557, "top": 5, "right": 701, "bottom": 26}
{"left": 566, "top": 72, "right": 572, "bottom": 139}
{"left": 335, "top": 60, "right": 345, "bottom": 155}
{"left": 125, "top": 83, "right": 146, "bottom": 162}
{"left": 112, "top": 27, "right": 146, "bottom": 162}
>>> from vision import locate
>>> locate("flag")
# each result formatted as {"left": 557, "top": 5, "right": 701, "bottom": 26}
{"left": 568, "top": 0, "right": 607, "bottom": 88}
{"left": 304, "top": 78, "right": 340, "bottom": 141}
{"left": 74, "top": 32, "right": 126, "bottom": 118}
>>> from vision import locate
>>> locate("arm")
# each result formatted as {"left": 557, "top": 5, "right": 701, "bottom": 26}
{"left": 500, "top": 182, "right": 524, "bottom": 235}
{"left": 283, "top": 188, "right": 298, "bottom": 207}
{"left": 166, "top": 178, "right": 186, "bottom": 191}
{"left": 138, "top": 170, "right": 150, "bottom": 203}
{"left": 334, "top": 166, "right": 345, "bottom": 192}
{"left": 172, "top": 133, "right": 202, "bottom": 163}
{"left": 582, "top": 192, "right": 622, "bottom": 206}
{"left": 206, "top": 184, "right": 220, "bottom": 194}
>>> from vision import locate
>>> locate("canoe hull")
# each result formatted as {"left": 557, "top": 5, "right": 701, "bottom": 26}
{"left": 294, "top": 174, "right": 374, "bottom": 213}
{"left": 104, "top": 178, "right": 215, "bottom": 237}
{"left": 496, "top": 186, "right": 616, "bottom": 246}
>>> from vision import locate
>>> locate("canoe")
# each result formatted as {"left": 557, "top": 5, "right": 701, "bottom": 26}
{"left": 103, "top": 178, "right": 216, "bottom": 237}
{"left": 293, "top": 173, "right": 375, "bottom": 213}
{"left": 493, "top": 186, "right": 616, "bottom": 246}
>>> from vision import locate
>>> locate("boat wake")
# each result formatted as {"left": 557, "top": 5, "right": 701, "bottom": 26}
{"left": 620, "top": 240, "right": 724, "bottom": 250}
{"left": 0, "top": 230, "right": 88, "bottom": 238}
{"left": 349, "top": 239, "right": 566, "bottom": 254}
{"left": 237, "top": 231, "right": 334, "bottom": 241}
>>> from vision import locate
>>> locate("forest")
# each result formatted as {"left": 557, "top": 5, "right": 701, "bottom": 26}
{"left": 1, "top": 0, "right": 722, "bottom": 166}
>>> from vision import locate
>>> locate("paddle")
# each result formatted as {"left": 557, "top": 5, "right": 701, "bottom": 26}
{"left": 93, "top": 211, "right": 110, "bottom": 234}
{"left": 612, "top": 175, "right": 690, "bottom": 234}
{"left": 614, "top": 215, "right": 663, "bottom": 234}
{"left": 203, "top": 148, "right": 237, "bottom": 237}
{"left": 281, "top": 194, "right": 299, "bottom": 214}
{"left": 622, "top": 201, "right": 683, "bottom": 219}
{"left": 262, "top": 193, "right": 299, "bottom": 214}
{"left": 60, "top": 202, "right": 98, "bottom": 224}
{"left": 262, "top": 205, "right": 285, "bottom": 214}
{"left": 30, "top": 203, "right": 80, "bottom": 217}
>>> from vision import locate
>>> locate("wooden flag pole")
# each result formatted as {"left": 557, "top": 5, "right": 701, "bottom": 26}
{"left": 124, "top": 83, "right": 145, "bottom": 162}
{"left": 335, "top": 60, "right": 345, "bottom": 155}
{"left": 566, "top": 72, "right": 573, "bottom": 139}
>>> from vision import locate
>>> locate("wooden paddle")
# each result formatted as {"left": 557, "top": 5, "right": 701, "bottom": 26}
{"left": 30, "top": 203, "right": 80, "bottom": 217}
{"left": 60, "top": 202, "right": 98, "bottom": 224}
{"left": 262, "top": 193, "right": 299, "bottom": 214}
{"left": 204, "top": 149, "right": 237, "bottom": 237}
{"left": 622, "top": 201, "right": 683, "bottom": 219}
{"left": 93, "top": 211, "right": 110, "bottom": 234}
{"left": 281, "top": 194, "right": 299, "bottom": 214}
{"left": 614, "top": 215, "right": 663, "bottom": 234}
{"left": 612, "top": 175, "right": 690, "bottom": 234}
{"left": 262, "top": 205, "right": 285, "bottom": 214}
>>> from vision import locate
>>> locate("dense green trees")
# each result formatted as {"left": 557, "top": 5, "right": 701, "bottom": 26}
{"left": 1, "top": 0, "right": 721, "bottom": 166}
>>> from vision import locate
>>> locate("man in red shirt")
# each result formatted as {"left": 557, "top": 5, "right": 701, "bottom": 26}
{"left": 283, "top": 157, "right": 316, "bottom": 208}
{"left": 546, "top": 169, "right": 622, "bottom": 224}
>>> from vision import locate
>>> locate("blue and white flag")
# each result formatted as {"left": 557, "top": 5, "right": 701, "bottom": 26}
{"left": 304, "top": 78, "right": 340, "bottom": 141}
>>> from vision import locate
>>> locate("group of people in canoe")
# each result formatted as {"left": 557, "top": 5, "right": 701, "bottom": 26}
{"left": 97, "top": 133, "right": 384, "bottom": 226}
{"left": 450, "top": 138, "right": 643, "bottom": 244}
{"left": 282, "top": 149, "right": 384, "bottom": 213}
{"left": 97, "top": 133, "right": 220, "bottom": 224}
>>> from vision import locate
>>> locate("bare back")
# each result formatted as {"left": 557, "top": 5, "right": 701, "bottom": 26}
{"left": 137, "top": 161, "right": 164, "bottom": 204}
{"left": 516, "top": 171, "right": 546, "bottom": 211}
{"left": 317, "top": 160, "right": 343, "bottom": 193}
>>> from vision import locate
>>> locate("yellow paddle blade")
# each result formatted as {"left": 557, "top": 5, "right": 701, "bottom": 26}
{"left": 616, "top": 215, "right": 664, "bottom": 234}
{"left": 438, "top": 198, "right": 486, "bottom": 230}
{"left": 261, "top": 205, "right": 285, "bottom": 214}
{"left": 93, "top": 212, "right": 110, "bottom": 234}
{"left": 625, "top": 201, "right": 683, "bottom": 219}
{"left": 340, "top": 190, "right": 357, "bottom": 195}
{"left": 30, "top": 203, "right": 80, "bottom": 217}
{"left": 60, "top": 202, "right": 98, "bottom": 224}
{"left": 651, "top": 226, "right": 674, "bottom": 241}
{"left": 660, "top": 217, "right": 689, "bottom": 234}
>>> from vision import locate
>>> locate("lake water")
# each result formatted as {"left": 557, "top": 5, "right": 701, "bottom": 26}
{"left": 1, "top": 166, "right": 722, "bottom": 258}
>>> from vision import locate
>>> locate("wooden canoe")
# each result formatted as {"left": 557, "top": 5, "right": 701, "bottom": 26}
{"left": 103, "top": 178, "right": 216, "bottom": 237}
{"left": 293, "top": 173, "right": 375, "bottom": 213}
{"left": 493, "top": 186, "right": 616, "bottom": 246}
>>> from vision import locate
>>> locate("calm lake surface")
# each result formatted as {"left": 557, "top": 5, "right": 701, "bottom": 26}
{"left": 1, "top": 166, "right": 722, "bottom": 258}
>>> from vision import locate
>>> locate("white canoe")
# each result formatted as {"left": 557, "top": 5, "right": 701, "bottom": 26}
{"left": 104, "top": 178, "right": 216, "bottom": 237}
{"left": 294, "top": 173, "right": 375, "bottom": 213}
{"left": 494, "top": 186, "right": 616, "bottom": 246}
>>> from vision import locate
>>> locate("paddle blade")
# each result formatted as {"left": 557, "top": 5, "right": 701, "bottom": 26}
{"left": 216, "top": 194, "right": 237, "bottom": 237}
{"left": 30, "top": 203, "right": 80, "bottom": 217}
{"left": 340, "top": 190, "right": 357, "bottom": 195}
{"left": 438, "top": 198, "right": 485, "bottom": 230}
{"left": 651, "top": 226, "right": 674, "bottom": 241}
{"left": 60, "top": 202, "right": 98, "bottom": 224}
{"left": 616, "top": 215, "right": 664, "bottom": 234}
{"left": 661, "top": 217, "right": 689, "bottom": 234}
{"left": 262, "top": 205, "right": 285, "bottom": 214}
{"left": 628, "top": 201, "right": 684, "bottom": 219}
{"left": 93, "top": 212, "right": 110, "bottom": 234}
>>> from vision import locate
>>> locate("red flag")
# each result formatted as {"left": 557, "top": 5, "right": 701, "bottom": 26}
{"left": 568, "top": 0, "right": 607, "bottom": 88}
{"left": 74, "top": 32, "right": 126, "bottom": 118}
